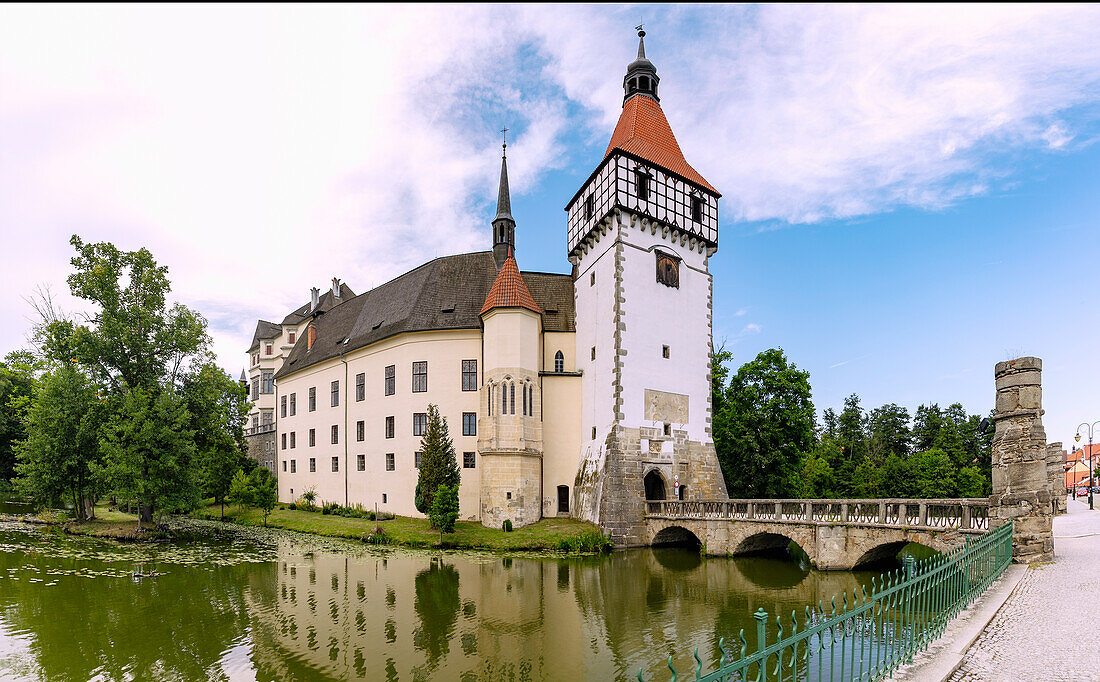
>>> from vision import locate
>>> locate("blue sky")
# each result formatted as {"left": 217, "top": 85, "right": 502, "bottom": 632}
{"left": 2, "top": 4, "right": 1099, "bottom": 445}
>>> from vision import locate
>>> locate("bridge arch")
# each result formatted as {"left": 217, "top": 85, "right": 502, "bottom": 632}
{"left": 853, "top": 540, "right": 940, "bottom": 569}
{"left": 643, "top": 469, "right": 667, "bottom": 501}
{"left": 651, "top": 525, "right": 701, "bottom": 548}
{"left": 732, "top": 531, "right": 808, "bottom": 560}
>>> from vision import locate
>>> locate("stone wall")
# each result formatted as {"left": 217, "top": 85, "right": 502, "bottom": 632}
{"left": 479, "top": 452, "right": 542, "bottom": 529}
{"left": 1047, "top": 442, "right": 1067, "bottom": 515}
{"left": 246, "top": 430, "right": 277, "bottom": 476}
{"left": 989, "top": 357, "right": 1054, "bottom": 563}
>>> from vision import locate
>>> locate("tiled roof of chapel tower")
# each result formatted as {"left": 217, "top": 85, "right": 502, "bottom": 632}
{"left": 480, "top": 255, "right": 542, "bottom": 316}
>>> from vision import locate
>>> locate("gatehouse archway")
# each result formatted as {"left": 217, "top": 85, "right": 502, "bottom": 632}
{"left": 644, "top": 470, "right": 667, "bottom": 500}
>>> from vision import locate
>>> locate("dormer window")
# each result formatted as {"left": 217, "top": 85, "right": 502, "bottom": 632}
{"left": 265, "top": 343, "right": 272, "bottom": 356}
{"left": 584, "top": 195, "right": 593, "bottom": 221}
{"left": 634, "top": 170, "right": 649, "bottom": 202}
{"left": 656, "top": 251, "right": 680, "bottom": 288}
{"left": 288, "top": 331, "right": 296, "bottom": 345}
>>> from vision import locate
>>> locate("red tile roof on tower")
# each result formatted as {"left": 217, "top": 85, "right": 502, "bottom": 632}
{"left": 480, "top": 255, "right": 542, "bottom": 316}
{"left": 605, "top": 94, "right": 718, "bottom": 195}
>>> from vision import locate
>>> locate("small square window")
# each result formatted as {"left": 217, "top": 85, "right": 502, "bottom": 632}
{"left": 662, "top": 345, "right": 670, "bottom": 359}
{"left": 357, "top": 454, "right": 365, "bottom": 471}
{"left": 288, "top": 331, "right": 296, "bottom": 345}
{"left": 385, "top": 453, "right": 395, "bottom": 471}
{"left": 664, "top": 423, "right": 671, "bottom": 436}
{"left": 592, "top": 427, "right": 597, "bottom": 440}
{"left": 415, "top": 451, "right": 423, "bottom": 469}
{"left": 506, "top": 492, "right": 512, "bottom": 500}
{"left": 463, "top": 452, "right": 476, "bottom": 469}
{"left": 382, "top": 493, "right": 388, "bottom": 503}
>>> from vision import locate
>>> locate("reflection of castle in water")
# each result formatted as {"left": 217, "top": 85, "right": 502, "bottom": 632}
{"left": 242, "top": 538, "right": 872, "bottom": 680}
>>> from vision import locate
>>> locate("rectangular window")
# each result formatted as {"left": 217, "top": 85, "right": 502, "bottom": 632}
{"left": 251, "top": 378, "right": 259, "bottom": 401}
{"left": 331, "top": 424, "right": 339, "bottom": 444}
{"left": 355, "top": 373, "right": 365, "bottom": 401}
{"left": 385, "top": 365, "right": 395, "bottom": 396}
{"left": 308, "top": 387, "right": 316, "bottom": 411}
{"left": 281, "top": 433, "right": 287, "bottom": 450}
{"left": 462, "top": 412, "right": 476, "bottom": 436}
{"left": 584, "top": 194, "right": 593, "bottom": 220}
{"left": 309, "top": 458, "right": 316, "bottom": 473}
{"left": 635, "top": 170, "right": 649, "bottom": 201}
{"left": 590, "top": 272, "right": 595, "bottom": 286}
{"left": 463, "top": 452, "right": 476, "bottom": 469}
{"left": 415, "top": 451, "right": 422, "bottom": 469}
{"left": 291, "top": 460, "right": 296, "bottom": 473}
{"left": 261, "top": 371, "right": 273, "bottom": 394}
{"left": 412, "top": 361, "right": 427, "bottom": 393}
{"left": 290, "top": 432, "right": 296, "bottom": 449}
{"left": 357, "top": 454, "right": 365, "bottom": 471}
{"left": 691, "top": 196, "right": 703, "bottom": 222}
{"left": 282, "top": 461, "right": 287, "bottom": 472}
{"left": 331, "top": 380, "right": 339, "bottom": 407}
{"left": 281, "top": 395, "right": 287, "bottom": 418}
{"left": 331, "top": 456, "right": 339, "bottom": 472}
{"left": 662, "top": 345, "right": 670, "bottom": 358}
{"left": 591, "top": 346, "right": 596, "bottom": 360}
{"left": 385, "top": 416, "right": 394, "bottom": 439}
{"left": 309, "top": 429, "right": 316, "bottom": 447}
{"left": 262, "top": 410, "right": 273, "bottom": 426}
{"left": 252, "top": 353, "right": 258, "bottom": 366}
{"left": 413, "top": 412, "right": 427, "bottom": 437}
{"left": 386, "top": 453, "right": 395, "bottom": 471}
{"left": 288, "top": 331, "right": 296, "bottom": 345}
{"left": 289, "top": 393, "right": 296, "bottom": 416}
{"left": 265, "top": 342, "right": 273, "bottom": 355}
{"left": 356, "top": 420, "right": 365, "bottom": 442}
{"left": 461, "top": 360, "right": 477, "bottom": 391}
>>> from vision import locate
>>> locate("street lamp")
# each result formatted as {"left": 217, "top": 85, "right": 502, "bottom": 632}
{"left": 1075, "top": 421, "right": 1100, "bottom": 510}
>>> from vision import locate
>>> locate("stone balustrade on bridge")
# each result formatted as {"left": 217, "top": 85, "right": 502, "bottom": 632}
{"left": 643, "top": 498, "right": 990, "bottom": 570}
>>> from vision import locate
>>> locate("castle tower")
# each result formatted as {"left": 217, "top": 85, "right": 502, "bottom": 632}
{"left": 567, "top": 29, "right": 728, "bottom": 545}
{"left": 478, "top": 146, "right": 544, "bottom": 529}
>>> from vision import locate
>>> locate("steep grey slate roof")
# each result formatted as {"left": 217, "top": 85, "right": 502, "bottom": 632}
{"left": 248, "top": 320, "right": 283, "bottom": 351}
{"left": 276, "top": 251, "right": 574, "bottom": 380}
{"left": 281, "top": 283, "right": 356, "bottom": 325}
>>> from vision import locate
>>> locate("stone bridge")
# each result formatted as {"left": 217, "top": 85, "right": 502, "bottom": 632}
{"left": 644, "top": 498, "right": 990, "bottom": 570}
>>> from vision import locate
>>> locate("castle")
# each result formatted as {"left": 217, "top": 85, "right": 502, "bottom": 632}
{"left": 245, "top": 30, "right": 728, "bottom": 544}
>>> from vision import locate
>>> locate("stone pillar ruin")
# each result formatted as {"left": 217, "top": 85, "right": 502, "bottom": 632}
{"left": 1047, "top": 442, "right": 1067, "bottom": 516}
{"left": 990, "top": 357, "right": 1055, "bottom": 563}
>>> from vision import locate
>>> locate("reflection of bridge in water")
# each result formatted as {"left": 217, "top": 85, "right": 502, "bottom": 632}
{"left": 645, "top": 498, "right": 991, "bottom": 570}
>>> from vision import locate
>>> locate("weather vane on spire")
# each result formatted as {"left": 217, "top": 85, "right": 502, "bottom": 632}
{"left": 501, "top": 126, "right": 508, "bottom": 156}
{"left": 636, "top": 22, "right": 645, "bottom": 37}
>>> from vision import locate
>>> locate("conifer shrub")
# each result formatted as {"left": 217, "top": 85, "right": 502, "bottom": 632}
{"left": 502, "top": 519, "right": 512, "bottom": 532}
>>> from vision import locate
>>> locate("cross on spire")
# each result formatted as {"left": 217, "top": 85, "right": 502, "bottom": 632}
{"left": 501, "top": 126, "right": 508, "bottom": 156}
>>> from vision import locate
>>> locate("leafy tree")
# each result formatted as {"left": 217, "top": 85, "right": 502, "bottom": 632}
{"left": 229, "top": 469, "right": 252, "bottom": 514}
{"left": 46, "top": 236, "right": 208, "bottom": 390}
{"left": 878, "top": 454, "right": 916, "bottom": 498}
{"left": 429, "top": 483, "right": 460, "bottom": 538}
{"left": 15, "top": 363, "right": 104, "bottom": 519}
{"left": 250, "top": 468, "right": 277, "bottom": 526}
{"left": 912, "top": 404, "right": 944, "bottom": 453}
{"left": 710, "top": 343, "right": 733, "bottom": 417}
{"left": 0, "top": 351, "right": 41, "bottom": 482}
{"left": 799, "top": 449, "right": 836, "bottom": 498}
{"left": 414, "top": 405, "right": 460, "bottom": 519}
{"left": 912, "top": 449, "right": 956, "bottom": 498}
{"left": 867, "top": 403, "right": 911, "bottom": 463}
{"left": 100, "top": 388, "right": 198, "bottom": 529}
{"left": 955, "top": 465, "right": 987, "bottom": 498}
{"left": 713, "top": 349, "right": 814, "bottom": 497}
{"left": 183, "top": 363, "right": 249, "bottom": 519}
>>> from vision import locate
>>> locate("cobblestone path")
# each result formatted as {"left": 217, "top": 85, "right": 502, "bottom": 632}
{"left": 950, "top": 497, "right": 1100, "bottom": 681}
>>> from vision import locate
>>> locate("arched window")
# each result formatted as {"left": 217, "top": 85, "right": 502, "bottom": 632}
{"left": 502, "top": 381, "right": 508, "bottom": 415}
{"left": 509, "top": 382, "right": 515, "bottom": 415}
{"left": 554, "top": 351, "right": 564, "bottom": 373}
{"left": 488, "top": 383, "right": 493, "bottom": 416}
{"left": 522, "top": 384, "right": 527, "bottom": 416}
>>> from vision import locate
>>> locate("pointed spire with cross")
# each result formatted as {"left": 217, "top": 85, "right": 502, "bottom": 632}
{"left": 492, "top": 126, "right": 516, "bottom": 267}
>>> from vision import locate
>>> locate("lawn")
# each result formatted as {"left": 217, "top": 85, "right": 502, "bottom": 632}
{"left": 193, "top": 503, "right": 609, "bottom": 552}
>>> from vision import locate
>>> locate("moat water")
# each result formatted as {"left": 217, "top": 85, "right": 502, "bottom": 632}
{"left": 0, "top": 514, "right": 882, "bottom": 681}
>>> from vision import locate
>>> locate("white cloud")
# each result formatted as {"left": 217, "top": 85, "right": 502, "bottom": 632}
{"left": 741, "top": 323, "right": 762, "bottom": 336}
{"left": 3, "top": 5, "right": 1100, "bottom": 370}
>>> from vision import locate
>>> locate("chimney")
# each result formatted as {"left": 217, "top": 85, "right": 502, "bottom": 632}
{"left": 332, "top": 277, "right": 342, "bottom": 299}
{"left": 307, "top": 323, "right": 317, "bottom": 350}
{"left": 310, "top": 287, "right": 320, "bottom": 311}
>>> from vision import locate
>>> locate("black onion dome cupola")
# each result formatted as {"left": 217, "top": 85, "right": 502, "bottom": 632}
{"left": 492, "top": 141, "right": 516, "bottom": 268}
{"left": 624, "top": 28, "right": 659, "bottom": 103}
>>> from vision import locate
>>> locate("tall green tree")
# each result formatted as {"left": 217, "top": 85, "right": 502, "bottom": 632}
{"left": 713, "top": 348, "right": 815, "bottom": 497}
{"left": 47, "top": 236, "right": 208, "bottom": 390}
{"left": 251, "top": 468, "right": 278, "bottom": 526}
{"left": 15, "top": 363, "right": 104, "bottom": 519}
{"left": 0, "top": 351, "right": 41, "bottom": 482}
{"left": 100, "top": 388, "right": 198, "bottom": 529}
{"left": 867, "top": 403, "right": 911, "bottom": 463}
{"left": 414, "top": 404, "right": 460, "bottom": 520}
{"left": 182, "top": 363, "right": 249, "bottom": 519}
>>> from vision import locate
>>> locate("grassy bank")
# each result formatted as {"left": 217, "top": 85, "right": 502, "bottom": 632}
{"left": 1, "top": 506, "right": 169, "bottom": 541}
{"left": 194, "top": 503, "right": 611, "bottom": 552}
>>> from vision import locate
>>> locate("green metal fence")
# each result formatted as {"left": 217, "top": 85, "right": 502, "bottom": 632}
{"left": 640, "top": 520, "right": 1014, "bottom": 682}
